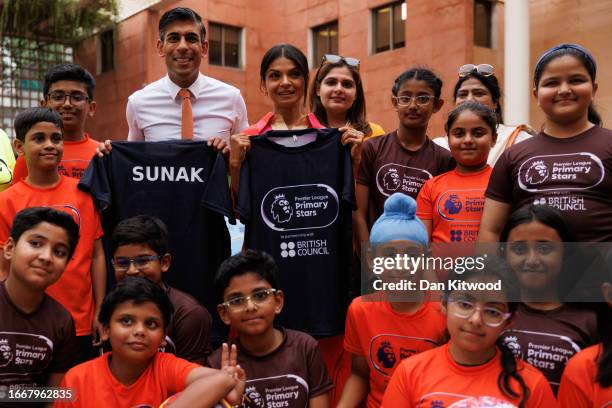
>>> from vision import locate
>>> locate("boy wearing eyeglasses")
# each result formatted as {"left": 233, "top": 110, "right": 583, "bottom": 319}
{"left": 209, "top": 250, "right": 333, "bottom": 408}
{"left": 110, "top": 215, "right": 212, "bottom": 365}
{"left": 0, "top": 107, "right": 106, "bottom": 364}
{"left": 12, "top": 63, "right": 99, "bottom": 183}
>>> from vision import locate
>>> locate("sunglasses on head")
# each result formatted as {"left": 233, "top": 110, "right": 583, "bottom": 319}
{"left": 322, "top": 54, "right": 360, "bottom": 68}
{"left": 458, "top": 63, "right": 494, "bottom": 77}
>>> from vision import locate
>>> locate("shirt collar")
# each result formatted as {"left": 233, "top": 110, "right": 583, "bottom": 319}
{"left": 165, "top": 72, "right": 205, "bottom": 100}
{"left": 248, "top": 112, "right": 324, "bottom": 135}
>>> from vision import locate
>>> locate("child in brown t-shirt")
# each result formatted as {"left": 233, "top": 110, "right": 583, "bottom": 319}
{"left": 355, "top": 67, "right": 454, "bottom": 245}
{"left": 0, "top": 207, "right": 79, "bottom": 391}
{"left": 209, "top": 250, "right": 333, "bottom": 408}
{"left": 481, "top": 43, "right": 612, "bottom": 242}
{"left": 110, "top": 215, "right": 213, "bottom": 365}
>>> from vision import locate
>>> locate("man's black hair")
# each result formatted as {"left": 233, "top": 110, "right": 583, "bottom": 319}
{"left": 43, "top": 63, "right": 96, "bottom": 99}
{"left": 10, "top": 207, "right": 79, "bottom": 259}
{"left": 111, "top": 215, "right": 169, "bottom": 256}
{"left": 158, "top": 7, "right": 206, "bottom": 42}
{"left": 14, "top": 108, "right": 63, "bottom": 142}
{"left": 214, "top": 250, "right": 279, "bottom": 302}
{"left": 98, "top": 276, "right": 174, "bottom": 329}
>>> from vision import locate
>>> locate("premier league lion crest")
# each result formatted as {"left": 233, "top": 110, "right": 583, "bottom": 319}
{"left": 444, "top": 194, "right": 463, "bottom": 214}
{"left": 270, "top": 194, "right": 294, "bottom": 223}
{"left": 382, "top": 168, "right": 401, "bottom": 191}
{"left": 0, "top": 338, "right": 12, "bottom": 368}
{"left": 525, "top": 160, "right": 549, "bottom": 184}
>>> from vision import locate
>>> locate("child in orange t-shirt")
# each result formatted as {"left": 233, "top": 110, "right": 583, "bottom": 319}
{"left": 12, "top": 63, "right": 99, "bottom": 183}
{"left": 0, "top": 108, "right": 106, "bottom": 362}
{"left": 56, "top": 277, "right": 246, "bottom": 408}
{"left": 558, "top": 277, "right": 612, "bottom": 407}
{"left": 381, "top": 260, "right": 556, "bottom": 407}
{"left": 338, "top": 193, "right": 446, "bottom": 408}
{"left": 417, "top": 101, "right": 497, "bottom": 243}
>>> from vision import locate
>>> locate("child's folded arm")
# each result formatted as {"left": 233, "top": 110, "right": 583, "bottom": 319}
{"left": 165, "top": 370, "right": 237, "bottom": 408}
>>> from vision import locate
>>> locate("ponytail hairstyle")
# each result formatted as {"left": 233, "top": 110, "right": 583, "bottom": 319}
{"left": 445, "top": 101, "right": 498, "bottom": 143}
{"left": 533, "top": 43, "right": 602, "bottom": 127}
{"left": 444, "top": 259, "right": 530, "bottom": 407}
{"left": 453, "top": 72, "right": 504, "bottom": 124}
{"left": 392, "top": 66, "right": 443, "bottom": 100}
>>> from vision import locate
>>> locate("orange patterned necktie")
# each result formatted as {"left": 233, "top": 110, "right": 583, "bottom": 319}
{"left": 179, "top": 88, "right": 193, "bottom": 139}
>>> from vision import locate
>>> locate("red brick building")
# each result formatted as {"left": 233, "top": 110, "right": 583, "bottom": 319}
{"left": 75, "top": 0, "right": 612, "bottom": 141}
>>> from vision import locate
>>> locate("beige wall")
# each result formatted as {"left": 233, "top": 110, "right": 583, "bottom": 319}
{"left": 77, "top": 0, "right": 612, "bottom": 142}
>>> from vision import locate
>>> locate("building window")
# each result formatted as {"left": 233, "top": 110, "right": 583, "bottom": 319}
{"left": 372, "top": 1, "right": 406, "bottom": 54}
{"left": 209, "top": 22, "right": 242, "bottom": 68}
{"left": 311, "top": 21, "right": 338, "bottom": 66}
{"left": 97, "top": 30, "right": 114, "bottom": 73}
{"left": 474, "top": 0, "right": 493, "bottom": 48}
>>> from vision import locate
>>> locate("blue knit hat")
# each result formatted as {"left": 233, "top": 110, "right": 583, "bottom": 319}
{"left": 369, "top": 193, "right": 428, "bottom": 246}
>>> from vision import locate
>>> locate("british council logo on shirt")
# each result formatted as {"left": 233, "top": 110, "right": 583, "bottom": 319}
{"left": 261, "top": 184, "right": 339, "bottom": 232}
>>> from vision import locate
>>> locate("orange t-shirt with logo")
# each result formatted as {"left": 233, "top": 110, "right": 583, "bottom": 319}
{"left": 55, "top": 352, "right": 199, "bottom": 408}
{"left": 416, "top": 166, "right": 492, "bottom": 243}
{"left": 344, "top": 297, "right": 446, "bottom": 408}
{"left": 381, "top": 342, "right": 556, "bottom": 408}
{"left": 12, "top": 134, "right": 99, "bottom": 183}
{"left": 0, "top": 176, "right": 103, "bottom": 336}
{"left": 558, "top": 344, "right": 612, "bottom": 408}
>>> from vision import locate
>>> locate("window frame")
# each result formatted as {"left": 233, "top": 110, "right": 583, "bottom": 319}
{"left": 97, "top": 29, "right": 114, "bottom": 74}
{"left": 371, "top": 0, "right": 406, "bottom": 55}
{"left": 310, "top": 20, "right": 339, "bottom": 68}
{"left": 473, "top": 0, "right": 493, "bottom": 48}
{"left": 208, "top": 21, "right": 243, "bottom": 69}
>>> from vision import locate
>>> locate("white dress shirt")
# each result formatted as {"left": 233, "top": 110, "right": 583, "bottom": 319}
{"left": 432, "top": 123, "right": 533, "bottom": 166}
{"left": 126, "top": 73, "right": 249, "bottom": 142}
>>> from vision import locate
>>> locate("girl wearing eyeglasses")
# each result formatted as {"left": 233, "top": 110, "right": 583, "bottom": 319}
{"left": 433, "top": 64, "right": 534, "bottom": 166}
{"left": 499, "top": 204, "right": 598, "bottom": 395}
{"left": 381, "top": 260, "right": 556, "bottom": 407}
{"left": 416, "top": 101, "right": 496, "bottom": 243}
{"left": 480, "top": 43, "right": 612, "bottom": 243}
{"left": 354, "top": 67, "right": 454, "bottom": 246}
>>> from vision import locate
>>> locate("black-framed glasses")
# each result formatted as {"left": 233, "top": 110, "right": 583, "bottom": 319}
{"left": 392, "top": 95, "right": 433, "bottom": 106}
{"left": 111, "top": 255, "right": 161, "bottom": 271}
{"left": 322, "top": 54, "right": 360, "bottom": 68}
{"left": 458, "top": 64, "right": 495, "bottom": 78}
{"left": 47, "top": 91, "right": 90, "bottom": 105}
{"left": 447, "top": 296, "right": 512, "bottom": 327}
{"left": 220, "top": 289, "right": 277, "bottom": 312}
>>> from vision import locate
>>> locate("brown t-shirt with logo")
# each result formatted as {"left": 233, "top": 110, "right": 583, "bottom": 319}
{"left": 499, "top": 303, "right": 598, "bottom": 395}
{"left": 486, "top": 126, "right": 612, "bottom": 242}
{"left": 161, "top": 285, "right": 212, "bottom": 365}
{"left": 208, "top": 328, "right": 333, "bottom": 407}
{"left": 357, "top": 131, "right": 454, "bottom": 229}
{"left": 0, "top": 281, "right": 77, "bottom": 390}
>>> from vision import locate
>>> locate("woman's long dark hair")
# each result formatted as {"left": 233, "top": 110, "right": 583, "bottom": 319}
{"left": 309, "top": 60, "right": 372, "bottom": 136}
{"left": 444, "top": 260, "right": 529, "bottom": 407}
